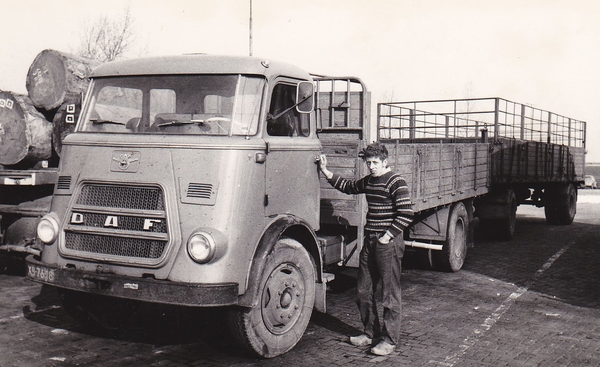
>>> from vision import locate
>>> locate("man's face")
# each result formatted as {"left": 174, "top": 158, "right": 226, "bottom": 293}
{"left": 365, "top": 157, "right": 387, "bottom": 177}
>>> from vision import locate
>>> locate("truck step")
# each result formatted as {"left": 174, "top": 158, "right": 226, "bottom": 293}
{"left": 322, "top": 272, "right": 336, "bottom": 283}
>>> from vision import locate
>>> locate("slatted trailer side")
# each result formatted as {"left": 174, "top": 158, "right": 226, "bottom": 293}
{"left": 385, "top": 141, "right": 489, "bottom": 214}
{"left": 315, "top": 80, "right": 491, "bottom": 271}
{"left": 378, "top": 97, "right": 586, "bottom": 242}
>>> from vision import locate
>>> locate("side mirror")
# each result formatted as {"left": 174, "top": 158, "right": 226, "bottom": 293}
{"left": 296, "top": 81, "right": 314, "bottom": 113}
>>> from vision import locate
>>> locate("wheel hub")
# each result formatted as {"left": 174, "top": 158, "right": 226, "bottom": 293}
{"left": 261, "top": 263, "right": 305, "bottom": 334}
{"left": 280, "top": 288, "right": 293, "bottom": 308}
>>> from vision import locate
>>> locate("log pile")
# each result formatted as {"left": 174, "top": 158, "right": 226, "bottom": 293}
{"left": 0, "top": 91, "right": 53, "bottom": 165}
{"left": 52, "top": 95, "right": 82, "bottom": 155}
{"left": 0, "top": 49, "right": 100, "bottom": 167}
{"left": 26, "top": 49, "right": 100, "bottom": 111}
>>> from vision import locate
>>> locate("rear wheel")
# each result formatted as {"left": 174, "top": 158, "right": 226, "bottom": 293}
{"left": 545, "top": 184, "right": 577, "bottom": 225}
{"left": 227, "top": 237, "right": 315, "bottom": 358}
{"left": 415, "top": 248, "right": 434, "bottom": 270}
{"left": 498, "top": 189, "right": 517, "bottom": 240}
{"left": 433, "top": 202, "right": 468, "bottom": 272}
{"left": 478, "top": 189, "right": 517, "bottom": 241}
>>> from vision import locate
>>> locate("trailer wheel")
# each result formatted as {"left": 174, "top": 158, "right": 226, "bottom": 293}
{"left": 545, "top": 183, "right": 577, "bottom": 225}
{"left": 433, "top": 202, "right": 468, "bottom": 272}
{"left": 477, "top": 189, "right": 517, "bottom": 241}
{"left": 227, "top": 237, "right": 315, "bottom": 358}
{"left": 500, "top": 189, "right": 517, "bottom": 240}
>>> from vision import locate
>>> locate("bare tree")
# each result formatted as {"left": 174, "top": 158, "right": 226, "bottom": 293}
{"left": 77, "top": 7, "right": 137, "bottom": 62}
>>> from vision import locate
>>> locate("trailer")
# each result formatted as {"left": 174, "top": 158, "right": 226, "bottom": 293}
{"left": 315, "top": 79, "right": 484, "bottom": 272}
{"left": 0, "top": 166, "right": 57, "bottom": 257}
{"left": 319, "top": 88, "right": 584, "bottom": 272}
{"left": 378, "top": 97, "right": 585, "bottom": 245}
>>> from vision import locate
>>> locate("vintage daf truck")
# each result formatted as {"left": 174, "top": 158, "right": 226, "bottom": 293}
{"left": 25, "top": 54, "right": 585, "bottom": 358}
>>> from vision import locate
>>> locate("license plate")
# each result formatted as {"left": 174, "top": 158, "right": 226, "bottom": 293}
{"left": 27, "top": 264, "right": 56, "bottom": 283}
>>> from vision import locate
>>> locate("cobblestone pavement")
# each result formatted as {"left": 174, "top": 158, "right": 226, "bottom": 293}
{"left": 1, "top": 191, "right": 599, "bottom": 367}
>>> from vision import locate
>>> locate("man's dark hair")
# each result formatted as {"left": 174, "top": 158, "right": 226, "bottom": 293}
{"left": 361, "top": 142, "right": 388, "bottom": 160}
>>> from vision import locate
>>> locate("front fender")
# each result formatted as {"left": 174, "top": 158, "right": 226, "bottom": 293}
{"left": 237, "top": 214, "right": 321, "bottom": 308}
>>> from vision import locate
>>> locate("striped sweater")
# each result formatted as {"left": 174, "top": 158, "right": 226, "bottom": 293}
{"left": 328, "top": 171, "right": 414, "bottom": 238}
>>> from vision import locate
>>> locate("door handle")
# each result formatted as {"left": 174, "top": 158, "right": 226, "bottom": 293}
{"left": 255, "top": 152, "right": 267, "bottom": 163}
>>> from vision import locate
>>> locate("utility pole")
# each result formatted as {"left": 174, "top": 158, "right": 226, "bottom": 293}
{"left": 249, "top": 0, "right": 253, "bottom": 56}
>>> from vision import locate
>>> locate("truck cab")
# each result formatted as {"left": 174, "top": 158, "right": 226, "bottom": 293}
{"left": 27, "top": 55, "right": 325, "bottom": 358}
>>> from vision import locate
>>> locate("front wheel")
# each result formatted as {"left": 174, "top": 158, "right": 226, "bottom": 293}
{"left": 433, "top": 202, "right": 469, "bottom": 272}
{"left": 227, "top": 238, "right": 315, "bottom": 358}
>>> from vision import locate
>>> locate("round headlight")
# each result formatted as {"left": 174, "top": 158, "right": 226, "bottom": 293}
{"left": 37, "top": 213, "right": 59, "bottom": 244}
{"left": 187, "top": 232, "right": 216, "bottom": 263}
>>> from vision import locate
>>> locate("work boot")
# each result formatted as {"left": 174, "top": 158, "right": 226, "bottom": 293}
{"left": 349, "top": 334, "right": 372, "bottom": 347}
{"left": 371, "top": 341, "right": 395, "bottom": 355}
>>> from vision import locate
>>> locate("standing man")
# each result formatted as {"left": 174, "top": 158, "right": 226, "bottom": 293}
{"left": 318, "top": 142, "right": 413, "bottom": 356}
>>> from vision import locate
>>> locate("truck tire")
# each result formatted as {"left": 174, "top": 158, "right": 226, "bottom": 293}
{"left": 58, "top": 289, "right": 139, "bottom": 330}
{"left": 415, "top": 248, "right": 434, "bottom": 270}
{"left": 545, "top": 184, "right": 577, "bottom": 225}
{"left": 433, "top": 202, "right": 468, "bottom": 272}
{"left": 499, "top": 189, "right": 517, "bottom": 240}
{"left": 227, "top": 237, "right": 315, "bottom": 358}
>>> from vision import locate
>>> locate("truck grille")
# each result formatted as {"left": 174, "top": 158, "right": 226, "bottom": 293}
{"left": 62, "top": 183, "right": 169, "bottom": 264}
{"left": 65, "top": 233, "right": 166, "bottom": 259}
{"left": 77, "top": 184, "right": 164, "bottom": 210}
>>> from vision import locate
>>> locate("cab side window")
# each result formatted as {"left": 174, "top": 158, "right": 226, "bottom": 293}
{"left": 267, "top": 84, "right": 309, "bottom": 137}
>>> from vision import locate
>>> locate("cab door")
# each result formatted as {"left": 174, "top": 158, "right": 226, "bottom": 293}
{"left": 263, "top": 81, "right": 321, "bottom": 229}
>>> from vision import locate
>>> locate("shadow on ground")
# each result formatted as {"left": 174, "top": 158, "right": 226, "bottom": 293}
{"left": 465, "top": 213, "right": 600, "bottom": 310}
{"left": 25, "top": 285, "right": 248, "bottom": 357}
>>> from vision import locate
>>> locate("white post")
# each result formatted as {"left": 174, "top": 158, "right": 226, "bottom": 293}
{"left": 249, "top": 0, "right": 253, "bottom": 56}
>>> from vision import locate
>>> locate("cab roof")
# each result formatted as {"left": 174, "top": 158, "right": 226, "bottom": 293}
{"left": 90, "top": 54, "right": 312, "bottom": 81}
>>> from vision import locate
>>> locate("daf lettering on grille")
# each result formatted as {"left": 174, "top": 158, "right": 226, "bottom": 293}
{"left": 64, "top": 183, "right": 168, "bottom": 262}
{"left": 71, "top": 213, "right": 84, "bottom": 224}
{"left": 143, "top": 219, "right": 161, "bottom": 230}
{"left": 70, "top": 212, "right": 162, "bottom": 231}
{"left": 104, "top": 216, "right": 119, "bottom": 227}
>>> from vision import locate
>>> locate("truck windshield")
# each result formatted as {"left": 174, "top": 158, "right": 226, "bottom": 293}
{"left": 79, "top": 75, "right": 265, "bottom": 136}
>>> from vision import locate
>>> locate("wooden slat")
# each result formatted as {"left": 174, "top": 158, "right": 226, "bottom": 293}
{"left": 321, "top": 137, "right": 491, "bottom": 225}
{"left": 317, "top": 92, "right": 366, "bottom": 129}
{"left": 490, "top": 138, "right": 582, "bottom": 183}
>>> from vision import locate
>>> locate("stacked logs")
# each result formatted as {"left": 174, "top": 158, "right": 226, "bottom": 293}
{"left": 0, "top": 91, "right": 53, "bottom": 165}
{"left": 0, "top": 49, "right": 99, "bottom": 167}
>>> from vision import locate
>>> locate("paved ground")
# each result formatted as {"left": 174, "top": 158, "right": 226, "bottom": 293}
{"left": 1, "top": 190, "right": 599, "bottom": 366}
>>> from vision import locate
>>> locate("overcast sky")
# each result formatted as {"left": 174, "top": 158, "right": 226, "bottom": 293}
{"left": 2, "top": 0, "right": 599, "bottom": 162}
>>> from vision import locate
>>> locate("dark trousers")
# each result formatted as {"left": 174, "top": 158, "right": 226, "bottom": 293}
{"left": 356, "top": 231, "right": 404, "bottom": 345}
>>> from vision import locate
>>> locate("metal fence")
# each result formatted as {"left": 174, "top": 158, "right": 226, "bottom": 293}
{"left": 377, "top": 97, "right": 586, "bottom": 148}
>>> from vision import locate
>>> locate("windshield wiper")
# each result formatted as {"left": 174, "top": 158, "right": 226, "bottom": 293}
{"left": 90, "top": 118, "right": 125, "bottom": 125}
{"left": 267, "top": 94, "right": 312, "bottom": 122}
{"left": 157, "top": 117, "right": 230, "bottom": 127}
{"left": 157, "top": 120, "right": 194, "bottom": 127}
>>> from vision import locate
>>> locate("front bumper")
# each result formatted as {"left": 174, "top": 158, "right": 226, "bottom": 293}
{"left": 25, "top": 256, "right": 239, "bottom": 307}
